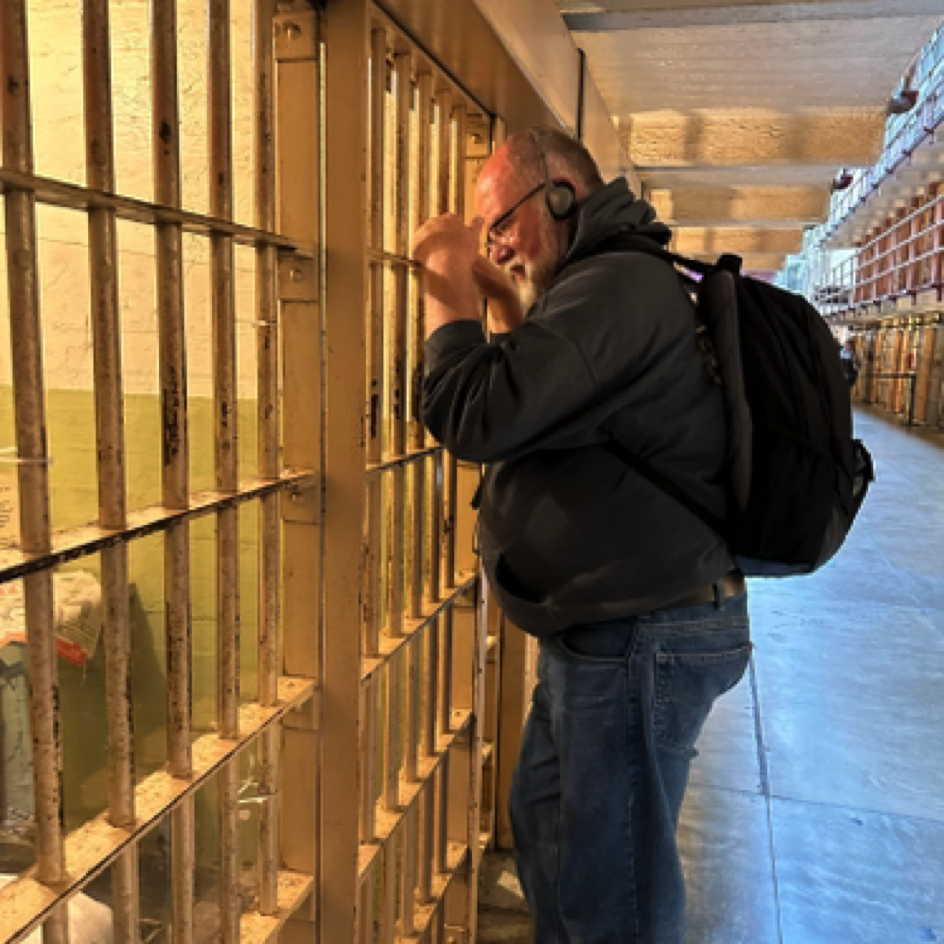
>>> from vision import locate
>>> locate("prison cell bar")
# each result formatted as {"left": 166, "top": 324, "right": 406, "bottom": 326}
{"left": 437, "top": 92, "right": 459, "bottom": 592}
{"left": 253, "top": 0, "right": 282, "bottom": 920}
{"left": 208, "top": 3, "right": 242, "bottom": 941}
{"left": 0, "top": 0, "right": 67, "bottom": 896}
{"left": 81, "top": 2, "right": 140, "bottom": 939}
{"left": 149, "top": 5, "right": 197, "bottom": 941}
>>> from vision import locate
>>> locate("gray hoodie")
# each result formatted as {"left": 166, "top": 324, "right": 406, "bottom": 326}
{"left": 423, "top": 178, "right": 734, "bottom": 637}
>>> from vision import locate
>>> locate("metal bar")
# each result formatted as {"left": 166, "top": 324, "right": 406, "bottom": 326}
{"left": 428, "top": 452, "right": 442, "bottom": 603}
{"left": 42, "top": 907, "right": 69, "bottom": 944}
{"left": 381, "top": 832, "right": 397, "bottom": 944}
{"left": 405, "top": 632, "right": 420, "bottom": 782}
{"left": 0, "top": 471, "right": 314, "bottom": 585}
{"left": 152, "top": 0, "right": 193, "bottom": 804}
{"left": 435, "top": 755, "right": 449, "bottom": 874}
{"left": 172, "top": 798, "right": 195, "bottom": 944}
{"left": 441, "top": 98, "right": 461, "bottom": 589}
{"left": 209, "top": 6, "right": 240, "bottom": 939}
{"left": 102, "top": 544, "right": 135, "bottom": 825}
{"left": 439, "top": 607, "right": 453, "bottom": 737}
{"left": 0, "top": 678, "right": 313, "bottom": 943}
{"left": 418, "top": 782, "right": 434, "bottom": 904}
{"left": 424, "top": 618, "right": 439, "bottom": 758}
{"left": 83, "top": 0, "right": 136, "bottom": 839}
{"left": 1, "top": 0, "right": 65, "bottom": 889}
{"left": 256, "top": 0, "right": 280, "bottom": 718}
{"left": 0, "top": 166, "right": 304, "bottom": 251}
{"left": 384, "top": 651, "right": 401, "bottom": 810}
{"left": 359, "top": 678, "right": 377, "bottom": 843}
{"left": 409, "top": 73, "right": 433, "bottom": 623}
{"left": 210, "top": 0, "right": 240, "bottom": 745}
{"left": 258, "top": 725, "right": 281, "bottom": 916}
{"left": 111, "top": 848, "right": 140, "bottom": 944}
{"left": 401, "top": 805, "right": 416, "bottom": 937}
{"left": 220, "top": 762, "right": 241, "bottom": 944}
{"left": 165, "top": 520, "right": 192, "bottom": 778}
{"left": 364, "top": 477, "right": 383, "bottom": 658}
{"left": 368, "top": 26, "right": 387, "bottom": 466}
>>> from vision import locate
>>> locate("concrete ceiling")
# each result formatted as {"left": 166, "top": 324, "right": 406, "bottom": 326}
{"left": 558, "top": 0, "right": 944, "bottom": 276}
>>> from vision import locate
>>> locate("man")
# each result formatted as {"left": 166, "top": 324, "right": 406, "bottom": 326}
{"left": 840, "top": 338, "right": 861, "bottom": 388}
{"left": 413, "top": 127, "right": 751, "bottom": 944}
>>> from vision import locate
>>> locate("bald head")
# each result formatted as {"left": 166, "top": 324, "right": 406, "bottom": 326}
{"left": 487, "top": 127, "right": 605, "bottom": 198}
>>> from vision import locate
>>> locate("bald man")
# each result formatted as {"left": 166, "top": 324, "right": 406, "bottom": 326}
{"left": 414, "top": 127, "right": 750, "bottom": 944}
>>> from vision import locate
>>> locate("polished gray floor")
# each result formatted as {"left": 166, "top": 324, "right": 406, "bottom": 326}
{"left": 477, "top": 407, "right": 944, "bottom": 943}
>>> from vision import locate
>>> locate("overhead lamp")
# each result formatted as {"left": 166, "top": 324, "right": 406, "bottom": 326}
{"left": 887, "top": 89, "right": 919, "bottom": 115}
{"left": 831, "top": 171, "right": 854, "bottom": 193}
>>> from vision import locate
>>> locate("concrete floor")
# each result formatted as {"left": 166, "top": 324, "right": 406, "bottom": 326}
{"left": 477, "top": 406, "right": 944, "bottom": 944}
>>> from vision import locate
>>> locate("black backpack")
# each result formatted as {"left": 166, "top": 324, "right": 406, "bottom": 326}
{"left": 587, "top": 235, "right": 875, "bottom": 577}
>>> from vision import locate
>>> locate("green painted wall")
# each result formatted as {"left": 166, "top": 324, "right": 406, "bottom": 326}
{"left": 0, "top": 387, "right": 265, "bottom": 850}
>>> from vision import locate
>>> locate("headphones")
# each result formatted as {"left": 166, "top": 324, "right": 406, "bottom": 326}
{"left": 529, "top": 129, "right": 578, "bottom": 221}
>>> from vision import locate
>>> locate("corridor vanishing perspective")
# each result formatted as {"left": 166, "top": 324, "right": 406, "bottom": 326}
{"left": 1, "top": 0, "right": 943, "bottom": 943}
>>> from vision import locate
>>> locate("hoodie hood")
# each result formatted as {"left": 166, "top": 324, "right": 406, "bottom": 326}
{"left": 562, "top": 177, "right": 672, "bottom": 269}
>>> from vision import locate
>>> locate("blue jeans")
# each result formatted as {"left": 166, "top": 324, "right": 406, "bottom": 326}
{"left": 510, "top": 592, "right": 751, "bottom": 944}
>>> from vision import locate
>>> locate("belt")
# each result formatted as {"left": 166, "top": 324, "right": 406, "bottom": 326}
{"left": 658, "top": 571, "right": 746, "bottom": 611}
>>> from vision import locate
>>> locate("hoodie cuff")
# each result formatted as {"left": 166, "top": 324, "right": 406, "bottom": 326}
{"left": 425, "top": 320, "right": 487, "bottom": 372}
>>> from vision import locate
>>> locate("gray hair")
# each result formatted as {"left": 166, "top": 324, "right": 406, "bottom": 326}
{"left": 505, "top": 126, "right": 605, "bottom": 193}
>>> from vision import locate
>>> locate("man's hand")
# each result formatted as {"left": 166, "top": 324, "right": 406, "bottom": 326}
{"left": 413, "top": 214, "right": 483, "bottom": 338}
{"left": 472, "top": 256, "right": 524, "bottom": 333}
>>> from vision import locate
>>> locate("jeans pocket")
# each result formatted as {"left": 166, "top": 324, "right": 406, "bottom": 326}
{"left": 653, "top": 642, "right": 752, "bottom": 757}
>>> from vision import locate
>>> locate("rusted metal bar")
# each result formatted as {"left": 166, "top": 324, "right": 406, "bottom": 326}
{"left": 384, "top": 652, "right": 401, "bottom": 811}
{"left": 0, "top": 166, "right": 303, "bottom": 251}
{"left": 385, "top": 49, "right": 411, "bottom": 649}
{"left": 256, "top": 0, "right": 280, "bottom": 715}
{"left": 42, "top": 907, "right": 69, "bottom": 944}
{"left": 418, "top": 782, "right": 434, "bottom": 904}
{"left": 111, "top": 849, "right": 140, "bottom": 944}
{"left": 436, "top": 755, "right": 449, "bottom": 874}
{"left": 359, "top": 678, "right": 377, "bottom": 843}
{"left": 151, "top": 0, "right": 192, "bottom": 794}
{"left": 381, "top": 828, "right": 397, "bottom": 944}
{"left": 400, "top": 806, "right": 417, "bottom": 937}
{"left": 83, "top": 0, "right": 136, "bottom": 846}
{"left": 439, "top": 607, "right": 453, "bottom": 737}
{"left": 409, "top": 72, "right": 433, "bottom": 623}
{"left": 210, "top": 0, "right": 240, "bottom": 746}
{"left": 220, "top": 761, "right": 241, "bottom": 944}
{"left": 364, "top": 477, "right": 383, "bottom": 658}
{"left": 405, "top": 633, "right": 420, "bottom": 783}
{"left": 258, "top": 725, "right": 281, "bottom": 916}
{"left": 428, "top": 452, "right": 442, "bottom": 603}
{"left": 1, "top": 0, "right": 65, "bottom": 889}
{"left": 209, "top": 6, "right": 240, "bottom": 940}
{"left": 165, "top": 520, "right": 192, "bottom": 778}
{"left": 172, "top": 798, "right": 195, "bottom": 944}
{"left": 424, "top": 617, "right": 439, "bottom": 759}
{"left": 368, "top": 26, "right": 387, "bottom": 466}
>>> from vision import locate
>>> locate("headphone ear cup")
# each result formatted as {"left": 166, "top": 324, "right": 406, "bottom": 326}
{"left": 547, "top": 180, "right": 577, "bottom": 219}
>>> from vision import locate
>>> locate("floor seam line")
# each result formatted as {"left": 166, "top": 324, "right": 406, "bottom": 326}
{"left": 750, "top": 653, "right": 785, "bottom": 944}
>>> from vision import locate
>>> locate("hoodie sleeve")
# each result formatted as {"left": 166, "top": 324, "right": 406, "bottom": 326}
{"left": 422, "top": 310, "right": 600, "bottom": 464}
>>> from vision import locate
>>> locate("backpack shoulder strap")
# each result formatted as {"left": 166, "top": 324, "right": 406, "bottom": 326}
{"left": 601, "top": 439, "right": 728, "bottom": 538}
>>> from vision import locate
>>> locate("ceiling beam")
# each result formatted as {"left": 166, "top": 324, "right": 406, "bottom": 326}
{"left": 672, "top": 227, "right": 805, "bottom": 254}
{"left": 650, "top": 186, "right": 829, "bottom": 225}
{"left": 626, "top": 110, "right": 887, "bottom": 168}
{"left": 563, "top": 2, "right": 944, "bottom": 32}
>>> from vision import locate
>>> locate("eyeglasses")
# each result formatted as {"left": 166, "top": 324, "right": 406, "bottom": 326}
{"left": 485, "top": 182, "right": 544, "bottom": 252}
